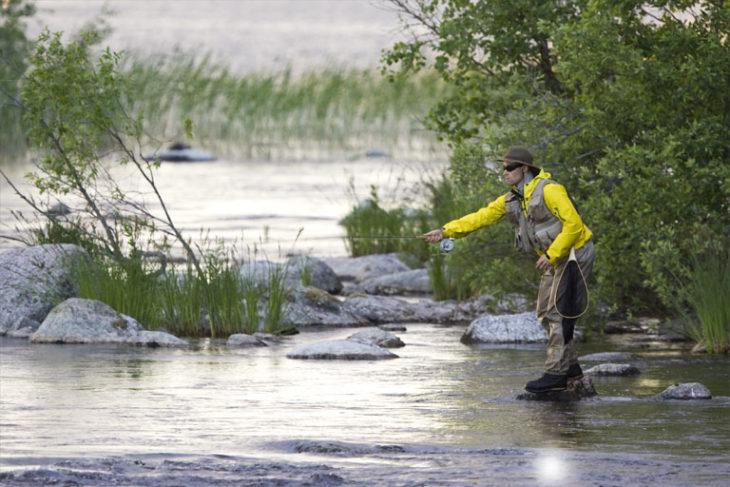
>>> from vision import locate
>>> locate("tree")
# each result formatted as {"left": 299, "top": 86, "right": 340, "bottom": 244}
{"left": 384, "top": 0, "right": 730, "bottom": 313}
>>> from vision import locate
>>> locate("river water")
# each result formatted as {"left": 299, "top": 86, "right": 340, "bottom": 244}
{"left": 1, "top": 327, "right": 729, "bottom": 485}
{"left": 3, "top": 2, "right": 730, "bottom": 485}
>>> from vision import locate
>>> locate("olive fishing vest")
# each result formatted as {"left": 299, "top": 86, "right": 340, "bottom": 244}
{"left": 505, "top": 179, "right": 563, "bottom": 253}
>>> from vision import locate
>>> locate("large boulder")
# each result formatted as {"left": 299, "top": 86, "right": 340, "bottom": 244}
{"left": 286, "top": 339, "right": 398, "bottom": 360}
{"left": 4, "top": 316, "right": 42, "bottom": 338}
{"left": 238, "top": 260, "right": 282, "bottom": 288}
{"left": 356, "top": 268, "right": 431, "bottom": 295}
{"left": 516, "top": 376, "right": 597, "bottom": 401}
{"left": 322, "top": 254, "right": 409, "bottom": 283}
{"left": 347, "top": 328, "right": 405, "bottom": 348}
{"left": 30, "top": 298, "right": 187, "bottom": 347}
{"left": 283, "top": 287, "right": 367, "bottom": 327}
{"left": 0, "top": 244, "right": 85, "bottom": 335}
{"left": 285, "top": 256, "right": 342, "bottom": 294}
{"left": 585, "top": 363, "right": 640, "bottom": 376}
{"left": 461, "top": 312, "right": 547, "bottom": 344}
{"left": 656, "top": 382, "right": 712, "bottom": 400}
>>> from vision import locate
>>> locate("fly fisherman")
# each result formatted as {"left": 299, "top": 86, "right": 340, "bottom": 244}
{"left": 422, "top": 147, "right": 595, "bottom": 394}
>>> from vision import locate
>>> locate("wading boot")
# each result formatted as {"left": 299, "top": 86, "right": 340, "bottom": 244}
{"left": 567, "top": 363, "right": 583, "bottom": 381}
{"left": 525, "top": 373, "right": 568, "bottom": 393}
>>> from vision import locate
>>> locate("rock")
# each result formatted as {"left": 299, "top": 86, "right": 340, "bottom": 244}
{"left": 585, "top": 363, "right": 640, "bottom": 376}
{"left": 285, "top": 256, "right": 342, "bottom": 294}
{"left": 283, "top": 287, "right": 367, "bottom": 327}
{"left": 516, "top": 376, "right": 597, "bottom": 401}
{"left": 5, "top": 316, "right": 42, "bottom": 338}
{"left": 603, "top": 320, "right": 644, "bottom": 334}
{"left": 227, "top": 333, "right": 268, "bottom": 347}
{"left": 286, "top": 339, "right": 398, "bottom": 360}
{"left": 347, "top": 328, "right": 405, "bottom": 348}
{"left": 47, "top": 202, "right": 71, "bottom": 216}
{"left": 691, "top": 342, "right": 707, "bottom": 354}
{"left": 30, "top": 298, "right": 187, "bottom": 347}
{"left": 343, "top": 295, "right": 456, "bottom": 324}
{"left": 379, "top": 324, "right": 407, "bottom": 332}
{"left": 322, "top": 254, "right": 409, "bottom": 283}
{"left": 461, "top": 312, "right": 547, "bottom": 344}
{"left": 356, "top": 269, "right": 431, "bottom": 295}
{"left": 656, "top": 382, "right": 712, "bottom": 400}
{"left": 0, "top": 244, "right": 85, "bottom": 335}
{"left": 579, "top": 352, "right": 634, "bottom": 362}
{"left": 494, "top": 293, "right": 532, "bottom": 313}
{"left": 238, "top": 260, "right": 283, "bottom": 288}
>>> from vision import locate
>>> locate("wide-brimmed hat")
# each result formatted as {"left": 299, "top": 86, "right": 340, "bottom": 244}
{"left": 502, "top": 147, "right": 540, "bottom": 169}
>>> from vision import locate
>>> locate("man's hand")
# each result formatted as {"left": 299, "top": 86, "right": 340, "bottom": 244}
{"left": 421, "top": 228, "right": 444, "bottom": 243}
{"left": 536, "top": 254, "right": 552, "bottom": 271}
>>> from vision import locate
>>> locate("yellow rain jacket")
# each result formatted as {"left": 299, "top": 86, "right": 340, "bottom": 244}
{"left": 442, "top": 170, "right": 592, "bottom": 265}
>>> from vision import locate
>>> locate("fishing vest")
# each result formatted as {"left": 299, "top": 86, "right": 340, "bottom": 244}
{"left": 504, "top": 179, "right": 563, "bottom": 254}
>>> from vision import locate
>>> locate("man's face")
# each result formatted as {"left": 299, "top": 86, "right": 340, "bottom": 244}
{"left": 502, "top": 161, "right": 526, "bottom": 186}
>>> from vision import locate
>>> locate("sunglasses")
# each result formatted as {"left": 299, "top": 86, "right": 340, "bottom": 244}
{"left": 502, "top": 162, "right": 524, "bottom": 172}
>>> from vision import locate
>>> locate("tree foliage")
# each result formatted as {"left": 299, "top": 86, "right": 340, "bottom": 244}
{"left": 384, "top": 0, "right": 730, "bottom": 313}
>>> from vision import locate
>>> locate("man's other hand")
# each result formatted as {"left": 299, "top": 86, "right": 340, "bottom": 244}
{"left": 536, "top": 254, "right": 552, "bottom": 271}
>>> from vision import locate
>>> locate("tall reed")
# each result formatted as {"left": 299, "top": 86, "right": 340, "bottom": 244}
{"left": 124, "top": 55, "right": 448, "bottom": 159}
{"left": 686, "top": 251, "right": 730, "bottom": 353}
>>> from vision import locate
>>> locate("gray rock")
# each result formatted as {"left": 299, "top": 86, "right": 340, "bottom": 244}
{"left": 286, "top": 339, "right": 398, "bottom": 360}
{"left": 579, "top": 352, "right": 634, "bottom": 362}
{"left": 516, "top": 376, "right": 597, "bottom": 401}
{"left": 461, "top": 312, "right": 547, "bottom": 344}
{"left": 47, "top": 202, "right": 71, "bottom": 216}
{"left": 322, "top": 254, "right": 409, "bottom": 283}
{"left": 5, "top": 316, "right": 42, "bottom": 338}
{"left": 283, "top": 287, "right": 367, "bottom": 327}
{"left": 285, "top": 256, "right": 342, "bottom": 294}
{"left": 657, "top": 382, "right": 712, "bottom": 400}
{"left": 585, "top": 363, "right": 640, "bottom": 376}
{"left": 379, "top": 324, "right": 407, "bottom": 332}
{"left": 347, "top": 328, "right": 405, "bottom": 348}
{"left": 357, "top": 268, "right": 431, "bottom": 295}
{"left": 0, "top": 244, "right": 85, "bottom": 335}
{"left": 494, "top": 293, "right": 532, "bottom": 313}
{"left": 239, "top": 260, "right": 283, "bottom": 288}
{"left": 30, "top": 298, "right": 187, "bottom": 347}
{"left": 227, "top": 333, "right": 268, "bottom": 347}
{"left": 343, "top": 295, "right": 456, "bottom": 324}
{"left": 603, "top": 320, "right": 644, "bottom": 334}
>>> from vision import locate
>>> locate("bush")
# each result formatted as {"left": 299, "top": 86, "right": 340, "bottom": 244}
{"left": 684, "top": 250, "right": 730, "bottom": 354}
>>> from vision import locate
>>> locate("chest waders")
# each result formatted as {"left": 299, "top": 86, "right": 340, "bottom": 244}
{"left": 505, "top": 179, "right": 593, "bottom": 376}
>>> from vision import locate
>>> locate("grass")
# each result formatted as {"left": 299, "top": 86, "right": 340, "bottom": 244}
{"left": 685, "top": 250, "right": 730, "bottom": 353}
{"left": 123, "top": 54, "right": 448, "bottom": 160}
{"left": 73, "top": 250, "right": 291, "bottom": 338}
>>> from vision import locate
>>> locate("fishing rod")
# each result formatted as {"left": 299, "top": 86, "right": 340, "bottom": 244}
{"left": 345, "top": 235, "right": 456, "bottom": 253}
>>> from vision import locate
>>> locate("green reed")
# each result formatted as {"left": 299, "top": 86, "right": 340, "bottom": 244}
{"left": 686, "top": 250, "right": 730, "bottom": 354}
{"left": 124, "top": 55, "right": 448, "bottom": 159}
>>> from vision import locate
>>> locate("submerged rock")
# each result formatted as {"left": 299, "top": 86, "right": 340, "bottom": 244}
{"left": 286, "top": 339, "right": 398, "bottom": 360}
{"left": 322, "top": 254, "right": 409, "bottom": 283}
{"left": 516, "top": 376, "right": 597, "bottom": 402}
{"left": 379, "top": 324, "right": 407, "bottom": 332}
{"left": 585, "top": 363, "right": 640, "bottom": 376}
{"left": 356, "top": 268, "right": 431, "bottom": 295}
{"left": 0, "top": 244, "right": 85, "bottom": 335}
{"left": 30, "top": 298, "right": 187, "bottom": 347}
{"left": 227, "top": 333, "right": 267, "bottom": 347}
{"left": 656, "top": 382, "right": 712, "bottom": 400}
{"left": 347, "top": 328, "right": 405, "bottom": 348}
{"left": 461, "top": 312, "right": 547, "bottom": 344}
{"left": 579, "top": 352, "right": 634, "bottom": 362}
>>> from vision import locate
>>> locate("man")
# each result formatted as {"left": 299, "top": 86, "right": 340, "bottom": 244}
{"left": 422, "top": 147, "right": 595, "bottom": 393}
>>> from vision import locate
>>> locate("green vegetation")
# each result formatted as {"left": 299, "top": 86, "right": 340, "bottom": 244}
{"left": 685, "top": 251, "right": 730, "bottom": 354}
{"left": 127, "top": 57, "right": 448, "bottom": 159}
{"left": 73, "top": 251, "right": 290, "bottom": 338}
{"left": 380, "top": 0, "right": 730, "bottom": 325}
